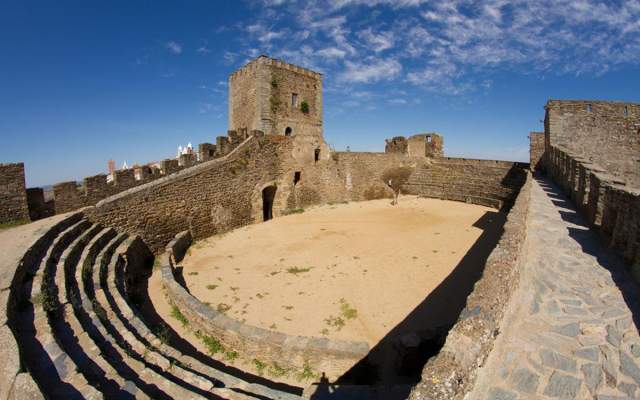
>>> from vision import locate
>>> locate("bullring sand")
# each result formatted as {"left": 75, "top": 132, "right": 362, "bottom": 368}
{"left": 149, "top": 196, "right": 502, "bottom": 348}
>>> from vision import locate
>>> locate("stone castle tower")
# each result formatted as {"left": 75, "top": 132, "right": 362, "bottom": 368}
{"left": 228, "top": 55, "right": 323, "bottom": 140}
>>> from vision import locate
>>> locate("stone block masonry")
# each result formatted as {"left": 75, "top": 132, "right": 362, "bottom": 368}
{"left": 545, "top": 100, "right": 640, "bottom": 188}
{"left": 88, "top": 133, "right": 290, "bottom": 252}
{"left": 0, "top": 163, "right": 30, "bottom": 224}
{"left": 229, "top": 55, "right": 323, "bottom": 139}
{"left": 530, "top": 131, "right": 544, "bottom": 172}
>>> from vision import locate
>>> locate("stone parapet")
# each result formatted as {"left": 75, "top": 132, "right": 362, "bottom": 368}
{"left": 161, "top": 231, "right": 368, "bottom": 379}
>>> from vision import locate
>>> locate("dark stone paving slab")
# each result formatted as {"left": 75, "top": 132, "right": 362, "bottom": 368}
{"left": 469, "top": 179, "right": 640, "bottom": 399}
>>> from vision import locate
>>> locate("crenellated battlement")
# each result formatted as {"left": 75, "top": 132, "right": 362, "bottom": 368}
{"left": 49, "top": 129, "right": 256, "bottom": 215}
{"left": 229, "top": 55, "right": 322, "bottom": 81}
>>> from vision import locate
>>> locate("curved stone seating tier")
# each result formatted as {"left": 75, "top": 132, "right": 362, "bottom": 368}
{"left": 406, "top": 161, "right": 527, "bottom": 209}
{"left": 113, "top": 241, "right": 302, "bottom": 400}
{"left": 161, "top": 231, "right": 371, "bottom": 382}
{"left": 11, "top": 216, "right": 103, "bottom": 399}
{"left": 5, "top": 211, "right": 304, "bottom": 399}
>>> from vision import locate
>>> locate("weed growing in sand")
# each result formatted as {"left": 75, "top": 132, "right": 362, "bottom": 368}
{"left": 253, "top": 359, "right": 267, "bottom": 375}
{"left": 269, "top": 362, "right": 288, "bottom": 378}
{"left": 170, "top": 304, "right": 189, "bottom": 327}
{"left": 283, "top": 305, "right": 294, "bottom": 310}
{"left": 320, "top": 328, "right": 329, "bottom": 335}
{"left": 324, "top": 315, "right": 345, "bottom": 331}
{"left": 282, "top": 208, "right": 305, "bottom": 215}
{"left": 269, "top": 323, "right": 277, "bottom": 330}
{"left": 217, "top": 303, "right": 231, "bottom": 313}
{"left": 187, "top": 271, "right": 198, "bottom": 276}
{"left": 225, "top": 350, "right": 239, "bottom": 362}
{"left": 206, "top": 284, "right": 218, "bottom": 290}
{"left": 340, "top": 299, "right": 358, "bottom": 320}
{"left": 195, "top": 331, "right": 224, "bottom": 355}
{"left": 296, "top": 363, "right": 319, "bottom": 381}
{"left": 286, "top": 266, "right": 312, "bottom": 275}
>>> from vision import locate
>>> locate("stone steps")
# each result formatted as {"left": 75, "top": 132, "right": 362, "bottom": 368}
{"left": 68, "top": 226, "right": 150, "bottom": 398}
{"left": 111, "top": 239, "right": 302, "bottom": 400}
{"left": 9, "top": 212, "right": 304, "bottom": 399}
{"left": 77, "top": 231, "right": 180, "bottom": 399}
{"left": 50, "top": 223, "right": 137, "bottom": 398}
{"left": 102, "top": 238, "right": 299, "bottom": 400}
{"left": 86, "top": 232, "right": 199, "bottom": 399}
{"left": 94, "top": 238, "right": 214, "bottom": 398}
{"left": 23, "top": 218, "right": 103, "bottom": 399}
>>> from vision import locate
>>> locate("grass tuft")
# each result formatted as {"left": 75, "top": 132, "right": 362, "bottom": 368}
{"left": 286, "top": 266, "right": 312, "bottom": 275}
{"left": 0, "top": 219, "right": 29, "bottom": 230}
{"left": 170, "top": 304, "right": 189, "bottom": 327}
{"left": 253, "top": 359, "right": 267, "bottom": 375}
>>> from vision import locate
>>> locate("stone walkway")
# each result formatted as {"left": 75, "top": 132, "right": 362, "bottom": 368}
{"left": 470, "top": 178, "right": 640, "bottom": 400}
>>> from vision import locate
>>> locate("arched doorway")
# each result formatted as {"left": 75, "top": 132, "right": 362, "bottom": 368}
{"left": 262, "top": 185, "right": 277, "bottom": 221}
{"left": 285, "top": 127, "right": 292, "bottom": 136}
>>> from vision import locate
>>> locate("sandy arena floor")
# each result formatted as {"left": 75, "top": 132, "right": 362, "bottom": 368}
{"left": 168, "top": 196, "right": 501, "bottom": 347}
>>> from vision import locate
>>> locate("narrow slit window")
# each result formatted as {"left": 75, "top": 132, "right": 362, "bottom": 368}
{"left": 314, "top": 148, "right": 320, "bottom": 162}
{"left": 291, "top": 93, "right": 298, "bottom": 108}
{"left": 624, "top": 106, "right": 629, "bottom": 116}
{"left": 294, "top": 171, "right": 301, "bottom": 185}
{"left": 587, "top": 104, "right": 593, "bottom": 113}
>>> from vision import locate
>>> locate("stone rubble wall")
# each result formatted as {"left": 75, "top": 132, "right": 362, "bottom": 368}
{"left": 87, "top": 133, "right": 287, "bottom": 253}
{"left": 544, "top": 144, "right": 640, "bottom": 282}
{"left": 50, "top": 130, "right": 251, "bottom": 217}
{"left": 545, "top": 100, "right": 640, "bottom": 188}
{"left": 409, "top": 172, "right": 533, "bottom": 400}
{"left": 0, "top": 163, "right": 30, "bottom": 224}
{"left": 529, "top": 131, "right": 545, "bottom": 172}
{"left": 161, "top": 231, "right": 369, "bottom": 379}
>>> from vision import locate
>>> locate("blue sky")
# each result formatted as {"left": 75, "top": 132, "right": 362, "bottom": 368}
{"left": 1, "top": 0, "right": 639, "bottom": 187}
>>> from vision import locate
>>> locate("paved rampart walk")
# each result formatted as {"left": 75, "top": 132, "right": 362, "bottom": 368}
{"left": 469, "top": 178, "right": 640, "bottom": 400}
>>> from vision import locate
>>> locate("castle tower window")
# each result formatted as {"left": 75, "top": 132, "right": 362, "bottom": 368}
{"left": 291, "top": 93, "right": 298, "bottom": 108}
{"left": 624, "top": 106, "right": 628, "bottom": 116}
{"left": 314, "top": 148, "right": 320, "bottom": 162}
{"left": 285, "top": 127, "right": 292, "bottom": 136}
{"left": 427, "top": 136, "right": 432, "bottom": 143}
{"left": 294, "top": 171, "right": 301, "bottom": 185}
{"left": 587, "top": 104, "right": 593, "bottom": 113}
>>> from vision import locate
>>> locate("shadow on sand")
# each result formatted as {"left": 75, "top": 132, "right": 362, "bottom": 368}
{"left": 308, "top": 208, "right": 507, "bottom": 399}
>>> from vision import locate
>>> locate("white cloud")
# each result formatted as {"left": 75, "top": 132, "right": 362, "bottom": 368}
{"left": 244, "top": 0, "right": 640, "bottom": 94}
{"left": 358, "top": 28, "right": 394, "bottom": 53}
{"left": 317, "top": 47, "right": 347, "bottom": 59}
{"left": 340, "top": 58, "right": 402, "bottom": 83}
{"left": 166, "top": 41, "right": 182, "bottom": 55}
{"left": 197, "top": 46, "right": 210, "bottom": 55}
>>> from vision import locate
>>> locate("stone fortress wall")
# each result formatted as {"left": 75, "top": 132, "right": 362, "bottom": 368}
{"left": 540, "top": 100, "right": 640, "bottom": 282}
{"left": 28, "top": 128, "right": 253, "bottom": 217}
{"left": 86, "top": 130, "right": 528, "bottom": 253}
{"left": 545, "top": 100, "right": 640, "bottom": 187}
{"left": 0, "top": 163, "right": 30, "bottom": 224}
